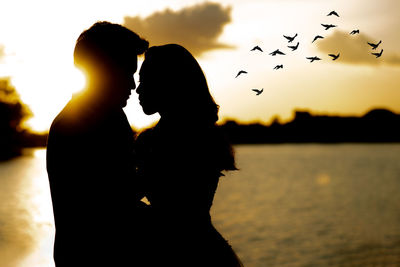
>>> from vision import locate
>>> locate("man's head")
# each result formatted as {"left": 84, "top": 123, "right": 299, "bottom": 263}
{"left": 74, "top": 21, "right": 148, "bottom": 108}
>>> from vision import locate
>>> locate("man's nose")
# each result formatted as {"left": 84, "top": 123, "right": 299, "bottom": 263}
{"left": 130, "top": 78, "right": 136, "bottom": 90}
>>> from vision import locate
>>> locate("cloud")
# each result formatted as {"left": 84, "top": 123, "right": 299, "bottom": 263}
{"left": 123, "top": 2, "right": 233, "bottom": 56}
{"left": 0, "top": 45, "right": 5, "bottom": 62}
{"left": 315, "top": 30, "right": 400, "bottom": 66}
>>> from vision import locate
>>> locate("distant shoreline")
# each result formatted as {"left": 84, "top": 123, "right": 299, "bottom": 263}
{"left": 232, "top": 142, "right": 400, "bottom": 146}
{"left": 219, "top": 108, "right": 400, "bottom": 144}
{"left": 11, "top": 107, "right": 400, "bottom": 150}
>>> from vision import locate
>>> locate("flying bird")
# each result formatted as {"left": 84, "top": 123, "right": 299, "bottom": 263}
{"left": 283, "top": 33, "right": 298, "bottom": 43}
{"left": 321, "top": 24, "right": 337, "bottom": 30}
{"left": 273, "top": 65, "right": 283, "bottom": 70}
{"left": 235, "top": 70, "right": 248, "bottom": 78}
{"left": 371, "top": 49, "right": 383, "bottom": 58}
{"left": 252, "top": 88, "right": 264, "bottom": 95}
{"left": 350, "top": 29, "right": 360, "bottom": 35}
{"left": 367, "top": 40, "right": 382, "bottom": 50}
{"left": 288, "top": 42, "right": 299, "bottom": 51}
{"left": 306, "top": 56, "right": 321, "bottom": 63}
{"left": 328, "top": 53, "right": 340, "bottom": 60}
{"left": 269, "top": 49, "right": 286, "bottom": 56}
{"left": 312, "top": 35, "right": 324, "bottom": 43}
{"left": 250, "top": 45, "right": 263, "bottom": 52}
{"left": 327, "top": 11, "right": 339, "bottom": 17}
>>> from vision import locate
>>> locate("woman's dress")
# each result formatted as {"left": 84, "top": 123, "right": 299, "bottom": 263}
{"left": 136, "top": 120, "right": 243, "bottom": 267}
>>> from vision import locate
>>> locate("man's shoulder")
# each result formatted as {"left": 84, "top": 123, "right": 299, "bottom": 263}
{"left": 49, "top": 99, "right": 95, "bottom": 137}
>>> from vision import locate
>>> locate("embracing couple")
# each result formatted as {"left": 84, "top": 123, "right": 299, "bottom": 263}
{"left": 46, "top": 21, "right": 242, "bottom": 267}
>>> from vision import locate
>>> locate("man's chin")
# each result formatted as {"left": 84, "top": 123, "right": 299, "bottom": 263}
{"left": 121, "top": 99, "right": 129, "bottom": 108}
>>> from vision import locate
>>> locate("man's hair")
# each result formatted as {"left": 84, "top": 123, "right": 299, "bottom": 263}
{"left": 74, "top": 21, "right": 149, "bottom": 68}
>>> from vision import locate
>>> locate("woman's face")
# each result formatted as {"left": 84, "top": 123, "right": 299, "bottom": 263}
{"left": 136, "top": 59, "right": 164, "bottom": 115}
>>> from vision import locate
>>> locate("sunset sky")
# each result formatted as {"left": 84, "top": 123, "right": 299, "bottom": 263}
{"left": 0, "top": 0, "right": 399, "bottom": 132}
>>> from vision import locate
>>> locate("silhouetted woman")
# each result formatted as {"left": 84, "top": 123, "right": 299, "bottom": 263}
{"left": 135, "top": 44, "right": 243, "bottom": 266}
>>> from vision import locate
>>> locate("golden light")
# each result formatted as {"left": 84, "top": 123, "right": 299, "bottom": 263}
{"left": 13, "top": 64, "right": 87, "bottom": 133}
{"left": 316, "top": 173, "right": 331, "bottom": 186}
{"left": 0, "top": 0, "right": 398, "bottom": 133}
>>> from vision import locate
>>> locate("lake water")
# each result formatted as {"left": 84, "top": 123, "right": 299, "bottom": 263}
{"left": 1, "top": 144, "right": 400, "bottom": 266}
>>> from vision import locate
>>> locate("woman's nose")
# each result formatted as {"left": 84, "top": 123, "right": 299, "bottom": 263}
{"left": 136, "top": 83, "right": 142, "bottom": 94}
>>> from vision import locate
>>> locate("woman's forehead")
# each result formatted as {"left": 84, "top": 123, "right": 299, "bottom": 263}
{"left": 139, "top": 59, "right": 156, "bottom": 75}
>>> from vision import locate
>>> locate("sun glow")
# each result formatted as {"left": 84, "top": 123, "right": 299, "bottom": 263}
{"left": 0, "top": 0, "right": 399, "bottom": 133}
{"left": 14, "top": 64, "right": 87, "bottom": 132}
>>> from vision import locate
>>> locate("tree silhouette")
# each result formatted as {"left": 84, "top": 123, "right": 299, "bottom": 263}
{"left": 0, "top": 77, "right": 31, "bottom": 160}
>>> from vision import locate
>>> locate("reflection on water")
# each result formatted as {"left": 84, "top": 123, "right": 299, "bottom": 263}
{"left": 1, "top": 145, "right": 400, "bottom": 266}
{"left": 0, "top": 149, "right": 54, "bottom": 267}
{"left": 212, "top": 144, "right": 400, "bottom": 266}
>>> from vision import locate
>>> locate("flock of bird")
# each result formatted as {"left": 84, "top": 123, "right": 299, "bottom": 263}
{"left": 236, "top": 10, "right": 384, "bottom": 95}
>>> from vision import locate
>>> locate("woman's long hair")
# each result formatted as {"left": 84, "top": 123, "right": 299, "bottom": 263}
{"left": 144, "top": 44, "right": 218, "bottom": 124}
{"left": 144, "top": 44, "right": 236, "bottom": 171}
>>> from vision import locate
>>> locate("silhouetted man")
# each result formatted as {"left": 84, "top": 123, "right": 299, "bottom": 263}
{"left": 46, "top": 22, "right": 148, "bottom": 266}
